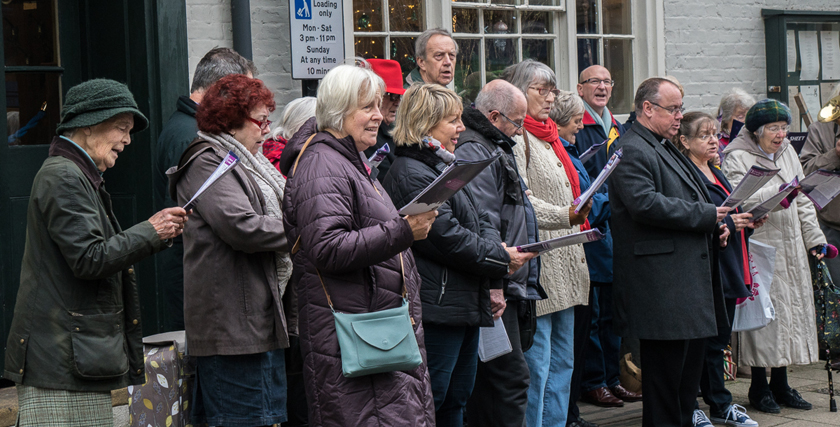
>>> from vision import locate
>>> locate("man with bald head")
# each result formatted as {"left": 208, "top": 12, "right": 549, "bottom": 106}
{"left": 457, "top": 79, "right": 547, "bottom": 427}
{"left": 573, "top": 66, "right": 638, "bottom": 420}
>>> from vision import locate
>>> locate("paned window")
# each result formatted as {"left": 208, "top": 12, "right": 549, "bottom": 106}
{"left": 576, "top": 0, "right": 633, "bottom": 113}
{"left": 450, "top": 0, "right": 564, "bottom": 101}
{"left": 4, "top": 0, "right": 61, "bottom": 145}
{"left": 353, "top": 0, "right": 425, "bottom": 79}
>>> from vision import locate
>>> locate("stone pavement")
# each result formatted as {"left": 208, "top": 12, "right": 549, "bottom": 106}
{"left": 579, "top": 362, "right": 840, "bottom": 426}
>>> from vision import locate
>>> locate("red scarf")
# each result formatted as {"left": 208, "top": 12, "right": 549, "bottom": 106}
{"left": 524, "top": 115, "right": 590, "bottom": 231}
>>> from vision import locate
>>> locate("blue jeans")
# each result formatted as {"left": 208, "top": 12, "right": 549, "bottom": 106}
{"left": 424, "top": 323, "right": 480, "bottom": 427}
{"left": 582, "top": 286, "right": 622, "bottom": 392}
{"left": 523, "top": 307, "right": 575, "bottom": 427}
{"left": 193, "top": 349, "right": 287, "bottom": 427}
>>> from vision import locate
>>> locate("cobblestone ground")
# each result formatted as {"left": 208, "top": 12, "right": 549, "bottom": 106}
{"left": 579, "top": 362, "right": 840, "bottom": 426}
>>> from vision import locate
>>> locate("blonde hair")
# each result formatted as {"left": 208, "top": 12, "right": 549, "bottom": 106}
{"left": 316, "top": 64, "right": 385, "bottom": 132}
{"left": 392, "top": 83, "right": 463, "bottom": 147}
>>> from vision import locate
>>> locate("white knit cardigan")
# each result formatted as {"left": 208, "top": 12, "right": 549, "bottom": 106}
{"left": 512, "top": 130, "right": 590, "bottom": 316}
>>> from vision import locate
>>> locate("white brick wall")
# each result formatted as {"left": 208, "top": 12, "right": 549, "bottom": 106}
{"left": 664, "top": 1, "right": 840, "bottom": 113}
{"left": 186, "top": 0, "right": 300, "bottom": 120}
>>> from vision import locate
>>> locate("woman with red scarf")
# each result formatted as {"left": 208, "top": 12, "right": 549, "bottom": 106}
{"left": 502, "top": 60, "right": 593, "bottom": 427}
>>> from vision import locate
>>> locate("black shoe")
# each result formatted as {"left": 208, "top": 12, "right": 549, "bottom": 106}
{"left": 749, "top": 392, "right": 781, "bottom": 413}
{"left": 567, "top": 419, "right": 599, "bottom": 427}
{"left": 773, "top": 388, "right": 813, "bottom": 410}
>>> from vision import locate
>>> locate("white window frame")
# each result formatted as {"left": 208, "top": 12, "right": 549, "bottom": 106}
{"left": 342, "top": 0, "right": 665, "bottom": 94}
{"left": 342, "top": 0, "right": 425, "bottom": 64}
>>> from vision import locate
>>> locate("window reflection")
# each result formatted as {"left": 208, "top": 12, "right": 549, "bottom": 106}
{"left": 454, "top": 39, "right": 480, "bottom": 102}
{"left": 354, "top": 0, "right": 383, "bottom": 32}
{"left": 4, "top": 0, "right": 61, "bottom": 145}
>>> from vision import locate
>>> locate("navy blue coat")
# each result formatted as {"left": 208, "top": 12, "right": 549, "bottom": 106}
{"left": 698, "top": 165, "right": 753, "bottom": 300}
{"left": 564, "top": 139, "right": 613, "bottom": 283}
{"left": 575, "top": 110, "right": 626, "bottom": 189}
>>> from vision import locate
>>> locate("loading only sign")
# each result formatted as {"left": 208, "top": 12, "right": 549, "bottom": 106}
{"left": 289, "top": 0, "right": 345, "bottom": 79}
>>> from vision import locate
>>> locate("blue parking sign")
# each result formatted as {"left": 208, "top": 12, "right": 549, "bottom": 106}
{"left": 295, "top": 0, "right": 312, "bottom": 20}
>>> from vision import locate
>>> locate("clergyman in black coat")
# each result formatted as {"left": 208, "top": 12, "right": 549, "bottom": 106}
{"left": 608, "top": 78, "right": 730, "bottom": 427}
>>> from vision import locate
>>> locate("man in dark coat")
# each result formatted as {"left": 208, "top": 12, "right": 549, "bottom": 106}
{"left": 456, "top": 79, "right": 547, "bottom": 427}
{"left": 152, "top": 47, "right": 254, "bottom": 331}
{"left": 573, "top": 66, "right": 638, "bottom": 420}
{"left": 608, "top": 77, "right": 731, "bottom": 427}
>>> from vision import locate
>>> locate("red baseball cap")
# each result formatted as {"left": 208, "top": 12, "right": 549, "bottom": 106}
{"left": 367, "top": 59, "right": 406, "bottom": 96}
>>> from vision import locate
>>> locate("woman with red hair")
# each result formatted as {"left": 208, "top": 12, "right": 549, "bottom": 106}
{"left": 167, "top": 74, "right": 292, "bottom": 427}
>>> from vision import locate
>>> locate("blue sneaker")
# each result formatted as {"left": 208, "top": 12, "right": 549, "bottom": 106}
{"left": 709, "top": 404, "right": 759, "bottom": 427}
{"left": 693, "top": 409, "right": 713, "bottom": 427}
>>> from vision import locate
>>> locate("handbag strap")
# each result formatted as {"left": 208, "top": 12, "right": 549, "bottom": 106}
{"left": 317, "top": 253, "right": 408, "bottom": 313}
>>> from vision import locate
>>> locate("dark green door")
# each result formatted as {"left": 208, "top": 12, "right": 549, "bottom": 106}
{"left": 0, "top": 0, "right": 188, "bottom": 374}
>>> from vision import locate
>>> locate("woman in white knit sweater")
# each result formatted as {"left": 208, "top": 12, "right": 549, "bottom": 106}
{"left": 502, "top": 60, "right": 592, "bottom": 427}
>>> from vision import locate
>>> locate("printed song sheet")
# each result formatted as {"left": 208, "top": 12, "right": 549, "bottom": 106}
{"left": 574, "top": 148, "right": 623, "bottom": 213}
{"left": 746, "top": 177, "right": 799, "bottom": 221}
{"left": 799, "top": 31, "right": 820, "bottom": 81}
{"left": 822, "top": 82, "right": 839, "bottom": 106}
{"left": 821, "top": 31, "right": 840, "bottom": 81}
{"left": 183, "top": 151, "right": 240, "bottom": 211}
{"left": 517, "top": 229, "right": 605, "bottom": 254}
{"left": 478, "top": 317, "right": 512, "bottom": 362}
{"left": 722, "top": 166, "right": 780, "bottom": 209}
{"left": 398, "top": 153, "right": 501, "bottom": 215}
{"left": 787, "top": 30, "right": 797, "bottom": 73}
{"left": 800, "top": 169, "right": 840, "bottom": 211}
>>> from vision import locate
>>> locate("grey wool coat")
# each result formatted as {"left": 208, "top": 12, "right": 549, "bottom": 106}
{"left": 608, "top": 122, "right": 728, "bottom": 340}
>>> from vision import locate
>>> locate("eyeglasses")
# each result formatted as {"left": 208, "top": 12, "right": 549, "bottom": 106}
{"left": 529, "top": 86, "right": 561, "bottom": 97}
{"left": 385, "top": 93, "right": 402, "bottom": 103}
{"left": 247, "top": 117, "right": 272, "bottom": 130}
{"left": 693, "top": 133, "right": 718, "bottom": 143}
{"left": 497, "top": 111, "right": 524, "bottom": 131}
{"left": 765, "top": 124, "right": 790, "bottom": 134}
{"left": 649, "top": 101, "right": 685, "bottom": 116}
{"left": 581, "top": 78, "right": 616, "bottom": 87}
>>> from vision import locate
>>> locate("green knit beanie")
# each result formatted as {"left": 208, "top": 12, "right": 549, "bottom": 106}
{"left": 56, "top": 79, "right": 149, "bottom": 135}
{"left": 745, "top": 98, "right": 791, "bottom": 133}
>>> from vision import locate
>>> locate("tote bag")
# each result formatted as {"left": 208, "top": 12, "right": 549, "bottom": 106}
{"left": 732, "top": 240, "right": 777, "bottom": 332}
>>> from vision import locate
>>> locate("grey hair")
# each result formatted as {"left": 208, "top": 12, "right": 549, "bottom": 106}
{"left": 501, "top": 59, "right": 557, "bottom": 96}
{"left": 550, "top": 91, "right": 586, "bottom": 126}
{"left": 415, "top": 28, "right": 459, "bottom": 60}
{"left": 716, "top": 88, "right": 755, "bottom": 124}
{"left": 474, "top": 80, "right": 520, "bottom": 116}
{"left": 269, "top": 97, "right": 317, "bottom": 141}
{"left": 190, "top": 47, "right": 257, "bottom": 93}
{"left": 634, "top": 77, "right": 677, "bottom": 115}
{"left": 316, "top": 65, "right": 385, "bottom": 133}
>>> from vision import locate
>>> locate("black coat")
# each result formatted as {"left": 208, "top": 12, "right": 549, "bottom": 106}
{"left": 382, "top": 145, "right": 511, "bottom": 327}
{"left": 700, "top": 166, "right": 753, "bottom": 300}
{"left": 609, "top": 122, "right": 728, "bottom": 340}
{"left": 455, "top": 106, "right": 545, "bottom": 301}
{"left": 364, "top": 123, "right": 397, "bottom": 181}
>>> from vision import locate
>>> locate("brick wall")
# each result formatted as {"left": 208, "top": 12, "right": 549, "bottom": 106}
{"left": 186, "top": 0, "right": 300, "bottom": 119}
{"left": 664, "top": 1, "right": 840, "bottom": 113}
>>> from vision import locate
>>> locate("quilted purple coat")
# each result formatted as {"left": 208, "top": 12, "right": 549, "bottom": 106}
{"left": 279, "top": 118, "right": 435, "bottom": 427}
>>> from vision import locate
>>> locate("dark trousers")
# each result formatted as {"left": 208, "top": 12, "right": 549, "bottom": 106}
{"left": 424, "top": 324, "right": 480, "bottom": 427}
{"left": 282, "top": 336, "right": 308, "bottom": 427}
{"left": 466, "top": 302, "right": 530, "bottom": 427}
{"left": 639, "top": 338, "right": 706, "bottom": 427}
{"left": 582, "top": 284, "right": 622, "bottom": 392}
{"left": 696, "top": 297, "right": 736, "bottom": 415}
{"left": 567, "top": 285, "right": 595, "bottom": 424}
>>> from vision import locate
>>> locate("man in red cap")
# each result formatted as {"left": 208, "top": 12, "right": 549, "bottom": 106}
{"left": 364, "top": 58, "right": 405, "bottom": 180}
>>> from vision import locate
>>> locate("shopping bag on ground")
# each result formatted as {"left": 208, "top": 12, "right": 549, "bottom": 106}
{"left": 732, "top": 240, "right": 777, "bottom": 332}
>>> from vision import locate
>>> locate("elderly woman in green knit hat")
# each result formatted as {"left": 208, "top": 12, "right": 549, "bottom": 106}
{"left": 4, "top": 79, "right": 188, "bottom": 426}
{"left": 722, "top": 98, "right": 831, "bottom": 414}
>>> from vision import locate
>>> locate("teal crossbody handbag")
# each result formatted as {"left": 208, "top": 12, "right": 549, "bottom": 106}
{"left": 318, "top": 253, "right": 423, "bottom": 378}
